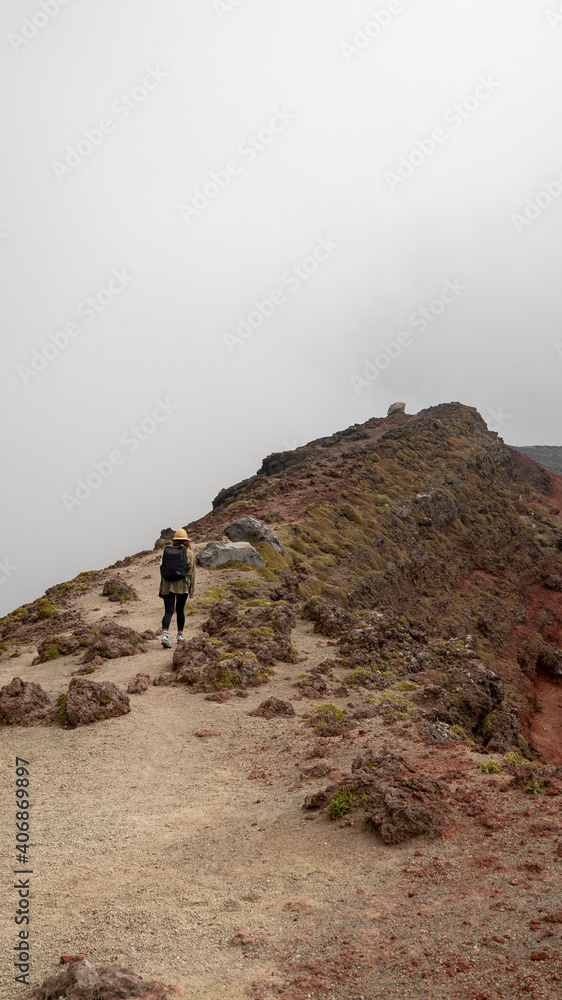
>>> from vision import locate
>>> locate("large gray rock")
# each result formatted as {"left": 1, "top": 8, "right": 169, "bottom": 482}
{"left": 196, "top": 541, "right": 266, "bottom": 568}
{"left": 387, "top": 401, "right": 406, "bottom": 415}
{"left": 224, "top": 515, "right": 284, "bottom": 554}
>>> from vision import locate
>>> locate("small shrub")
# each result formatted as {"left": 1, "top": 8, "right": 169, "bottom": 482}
{"left": 503, "top": 751, "right": 535, "bottom": 767}
{"left": 37, "top": 603, "right": 58, "bottom": 620}
{"left": 328, "top": 784, "right": 368, "bottom": 820}
{"left": 346, "top": 667, "right": 371, "bottom": 688}
{"left": 313, "top": 703, "right": 344, "bottom": 721}
{"left": 450, "top": 724, "right": 466, "bottom": 739}
{"left": 216, "top": 669, "right": 242, "bottom": 689}
{"left": 479, "top": 760, "right": 502, "bottom": 774}
{"left": 525, "top": 780, "right": 541, "bottom": 795}
{"left": 204, "top": 586, "right": 231, "bottom": 601}
{"left": 57, "top": 694, "right": 68, "bottom": 727}
{"left": 41, "top": 643, "right": 61, "bottom": 661}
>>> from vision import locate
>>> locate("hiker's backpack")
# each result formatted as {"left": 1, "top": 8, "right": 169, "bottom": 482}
{"left": 160, "top": 544, "right": 188, "bottom": 581}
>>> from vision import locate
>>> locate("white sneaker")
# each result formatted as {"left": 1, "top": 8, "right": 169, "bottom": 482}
{"left": 161, "top": 632, "right": 172, "bottom": 649}
{"left": 177, "top": 633, "right": 184, "bottom": 644}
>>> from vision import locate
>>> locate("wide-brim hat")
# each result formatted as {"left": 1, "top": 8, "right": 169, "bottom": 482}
{"left": 172, "top": 529, "right": 190, "bottom": 542}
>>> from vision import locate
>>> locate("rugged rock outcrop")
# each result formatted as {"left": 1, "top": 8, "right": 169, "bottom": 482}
{"left": 62, "top": 678, "right": 131, "bottom": 727}
{"left": 79, "top": 623, "right": 150, "bottom": 664}
{"left": 32, "top": 622, "right": 151, "bottom": 667}
{"left": 248, "top": 697, "right": 296, "bottom": 718}
{"left": 127, "top": 672, "right": 151, "bottom": 694}
{"left": 0, "top": 677, "right": 52, "bottom": 725}
{"left": 224, "top": 515, "right": 284, "bottom": 554}
{"left": 425, "top": 661, "right": 519, "bottom": 751}
{"left": 168, "top": 599, "right": 297, "bottom": 692}
{"left": 101, "top": 577, "right": 139, "bottom": 602}
{"left": 196, "top": 541, "right": 266, "bottom": 568}
{"left": 33, "top": 635, "right": 82, "bottom": 664}
{"left": 305, "top": 747, "right": 451, "bottom": 843}
{"left": 30, "top": 955, "right": 166, "bottom": 999}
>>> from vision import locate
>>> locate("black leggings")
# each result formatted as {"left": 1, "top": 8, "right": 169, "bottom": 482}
{"left": 161, "top": 593, "right": 188, "bottom": 631}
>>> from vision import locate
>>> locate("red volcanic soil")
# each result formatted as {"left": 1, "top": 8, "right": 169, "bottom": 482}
{"left": 531, "top": 673, "right": 562, "bottom": 766}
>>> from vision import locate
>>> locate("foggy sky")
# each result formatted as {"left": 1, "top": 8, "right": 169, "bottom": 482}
{"left": 2, "top": 0, "right": 562, "bottom": 615}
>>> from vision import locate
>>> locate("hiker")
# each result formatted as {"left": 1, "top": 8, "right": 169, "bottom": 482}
{"left": 159, "top": 529, "right": 196, "bottom": 648}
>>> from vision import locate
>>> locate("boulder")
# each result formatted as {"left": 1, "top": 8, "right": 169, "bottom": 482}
{"left": 0, "top": 677, "right": 52, "bottom": 726}
{"left": 224, "top": 515, "right": 284, "bottom": 554}
{"left": 431, "top": 661, "right": 518, "bottom": 747}
{"left": 387, "top": 401, "right": 406, "bottom": 415}
{"left": 64, "top": 678, "right": 131, "bottom": 726}
{"left": 33, "top": 635, "right": 81, "bottom": 664}
{"left": 307, "top": 748, "right": 451, "bottom": 843}
{"left": 80, "top": 622, "right": 149, "bottom": 663}
{"left": 101, "top": 577, "right": 139, "bottom": 602}
{"left": 249, "top": 697, "right": 296, "bottom": 718}
{"left": 127, "top": 673, "right": 150, "bottom": 694}
{"left": 30, "top": 955, "right": 166, "bottom": 999}
{"left": 196, "top": 541, "right": 266, "bottom": 568}
{"left": 363, "top": 771, "right": 450, "bottom": 843}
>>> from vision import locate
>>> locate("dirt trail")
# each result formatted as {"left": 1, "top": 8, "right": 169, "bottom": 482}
{"left": 1, "top": 551, "right": 561, "bottom": 1000}
{"left": 0, "top": 555, "right": 406, "bottom": 999}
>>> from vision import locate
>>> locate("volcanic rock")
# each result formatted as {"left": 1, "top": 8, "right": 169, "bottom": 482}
{"left": 196, "top": 541, "right": 266, "bottom": 568}
{"left": 64, "top": 678, "right": 130, "bottom": 726}
{"left": 429, "top": 661, "right": 518, "bottom": 746}
{"left": 362, "top": 771, "right": 451, "bottom": 844}
{"left": 33, "top": 635, "right": 81, "bottom": 664}
{"left": 387, "top": 402, "right": 406, "bottom": 415}
{"left": 224, "top": 515, "right": 284, "bottom": 554}
{"left": 30, "top": 955, "right": 166, "bottom": 999}
{"left": 127, "top": 673, "right": 150, "bottom": 694}
{"left": 248, "top": 697, "right": 296, "bottom": 718}
{"left": 0, "top": 677, "right": 52, "bottom": 725}
{"left": 306, "top": 748, "right": 450, "bottom": 843}
{"left": 101, "top": 577, "right": 139, "bottom": 602}
{"left": 80, "top": 622, "right": 149, "bottom": 663}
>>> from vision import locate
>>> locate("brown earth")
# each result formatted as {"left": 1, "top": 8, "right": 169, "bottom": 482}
{"left": 530, "top": 673, "right": 562, "bottom": 766}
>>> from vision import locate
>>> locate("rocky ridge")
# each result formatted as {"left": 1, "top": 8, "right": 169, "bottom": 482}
{"left": 0, "top": 402, "right": 561, "bottom": 1000}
